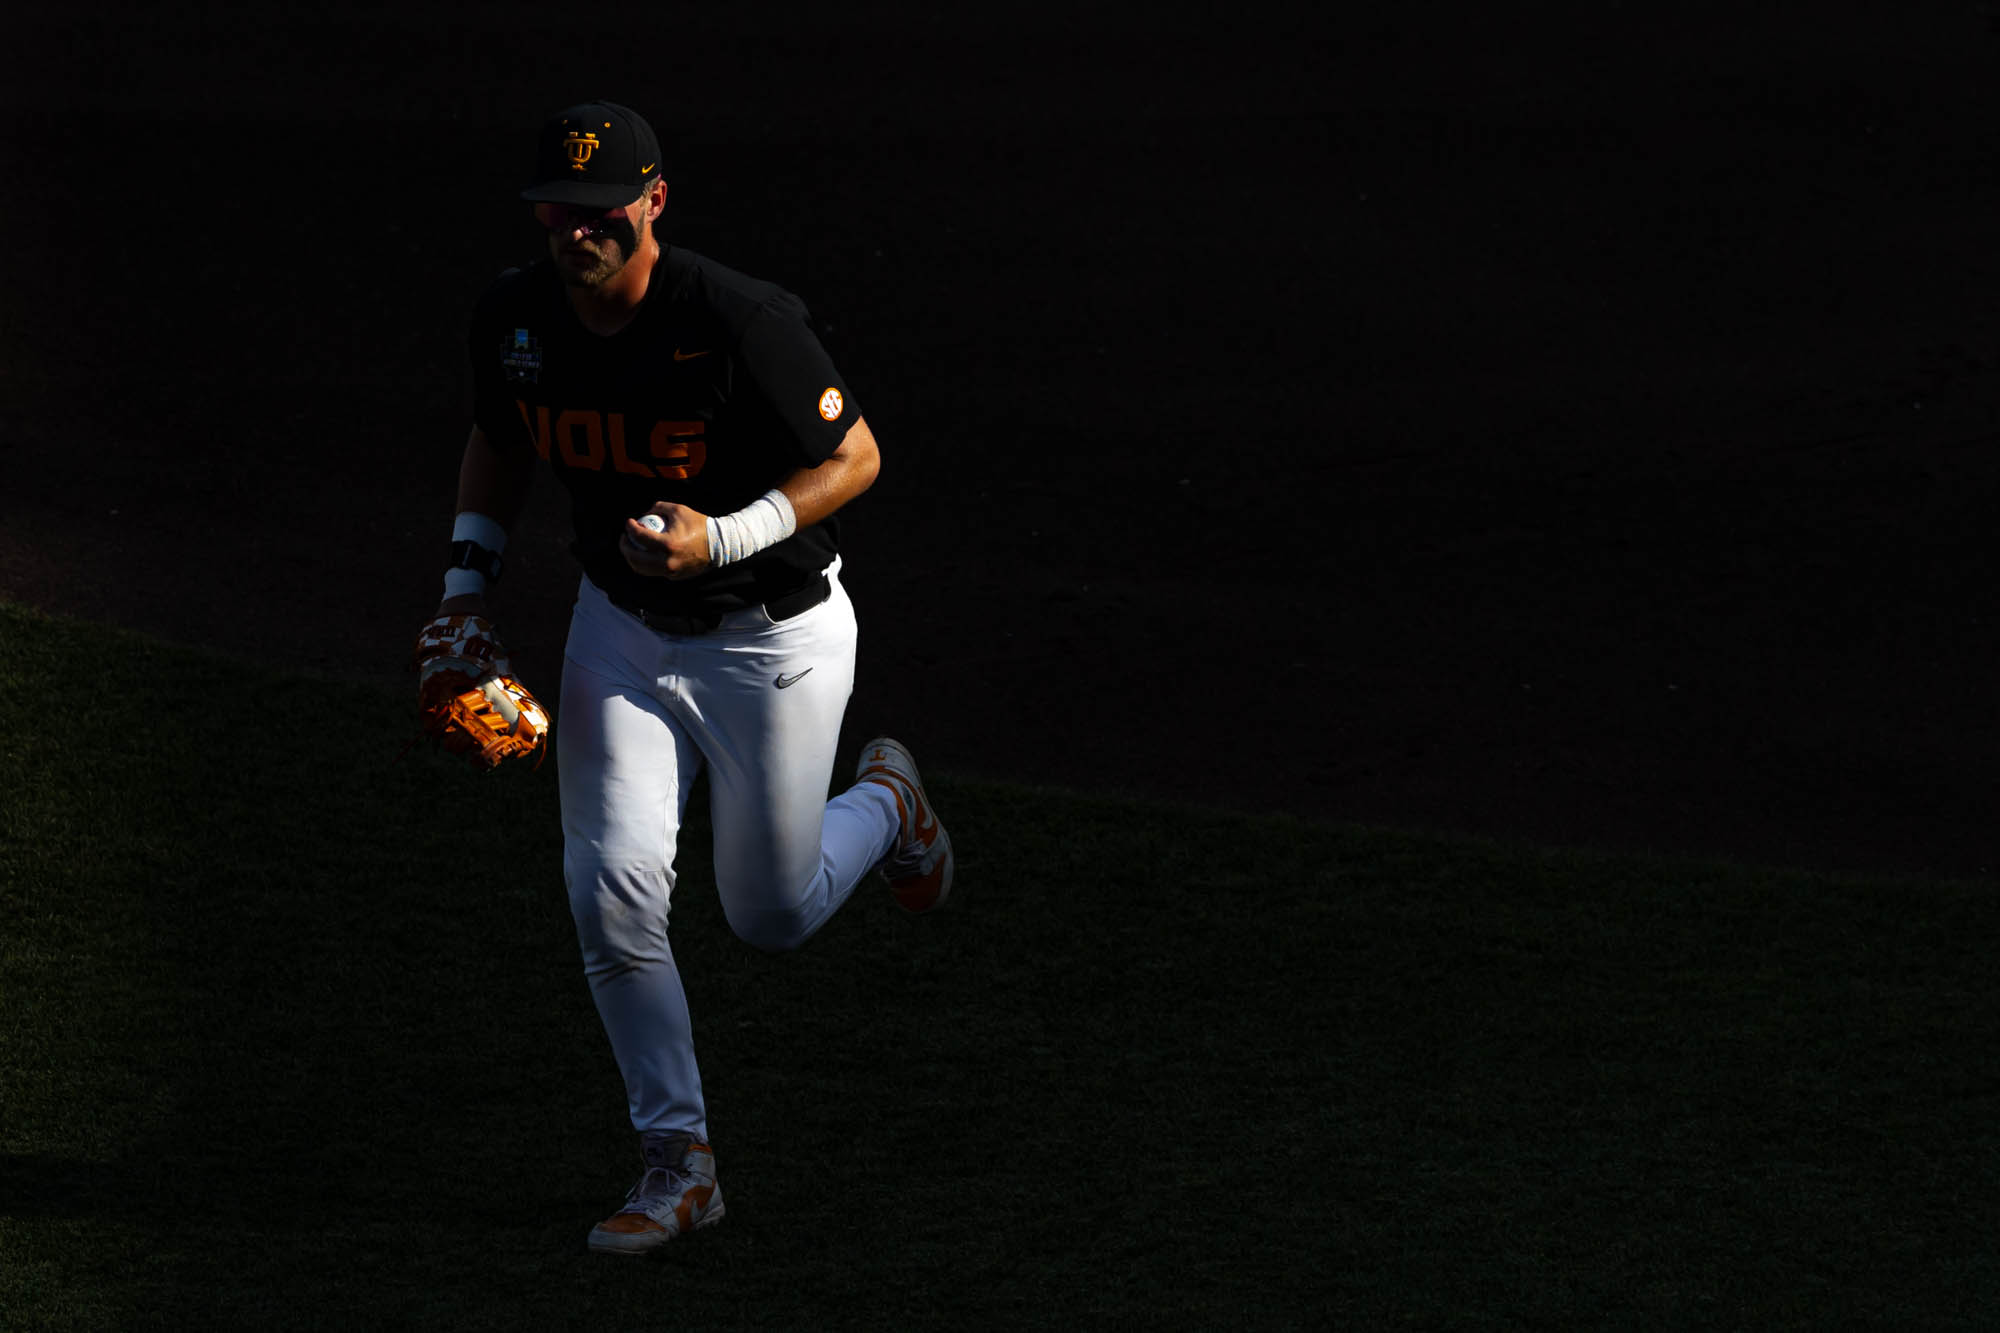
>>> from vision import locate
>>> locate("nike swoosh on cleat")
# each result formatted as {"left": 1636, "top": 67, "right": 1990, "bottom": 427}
{"left": 674, "top": 348, "right": 711, "bottom": 360}
{"left": 775, "top": 669, "right": 814, "bottom": 689}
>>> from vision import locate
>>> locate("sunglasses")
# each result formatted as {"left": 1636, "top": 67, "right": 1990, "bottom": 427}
{"left": 533, "top": 200, "right": 626, "bottom": 234}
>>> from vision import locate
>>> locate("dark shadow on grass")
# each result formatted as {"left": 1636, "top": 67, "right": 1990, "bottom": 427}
{"left": 0, "top": 1154, "right": 117, "bottom": 1219}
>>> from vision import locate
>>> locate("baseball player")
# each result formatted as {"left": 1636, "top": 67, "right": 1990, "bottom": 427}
{"left": 419, "top": 100, "right": 953, "bottom": 1254}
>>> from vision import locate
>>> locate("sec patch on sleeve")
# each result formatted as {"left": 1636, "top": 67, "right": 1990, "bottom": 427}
{"left": 818, "top": 387, "right": 844, "bottom": 421}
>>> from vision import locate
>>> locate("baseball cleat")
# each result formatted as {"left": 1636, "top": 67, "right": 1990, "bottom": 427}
{"left": 855, "top": 736, "right": 954, "bottom": 912}
{"left": 587, "top": 1131, "right": 725, "bottom": 1255}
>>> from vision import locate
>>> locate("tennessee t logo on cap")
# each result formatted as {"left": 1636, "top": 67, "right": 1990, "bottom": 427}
{"left": 522, "top": 101, "right": 663, "bottom": 208}
{"left": 565, "top": 132, "right": 601, "bottom": 170}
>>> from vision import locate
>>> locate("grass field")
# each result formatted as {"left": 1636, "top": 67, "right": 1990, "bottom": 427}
{"left": 1, "top": 601, "right": 1995, "bottom": 1328}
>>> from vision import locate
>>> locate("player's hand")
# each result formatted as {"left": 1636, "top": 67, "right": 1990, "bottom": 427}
{"left": 622, "top": 503, "right": 712, "bottom": 580}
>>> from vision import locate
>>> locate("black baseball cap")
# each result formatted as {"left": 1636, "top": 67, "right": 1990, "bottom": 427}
{"left": 520, "top": 102, "right": 662, "bottom": 209}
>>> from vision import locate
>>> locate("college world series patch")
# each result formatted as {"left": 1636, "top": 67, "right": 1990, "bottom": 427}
{"left": 502, "top": 328, "right": 543, "bottom": 384}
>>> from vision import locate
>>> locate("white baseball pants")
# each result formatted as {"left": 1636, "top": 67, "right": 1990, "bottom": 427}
{"left": 556, "top": 564, "right": 899, "bottom": 1139}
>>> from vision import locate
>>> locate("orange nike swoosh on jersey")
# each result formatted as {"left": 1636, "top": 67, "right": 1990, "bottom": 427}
{"left": 674, "top": 348, "right": 710, "bottom": 360}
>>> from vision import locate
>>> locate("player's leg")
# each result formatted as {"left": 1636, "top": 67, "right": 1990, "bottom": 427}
{"left": 682, "top": 569, "right": 899, "bottom": 951}
{"left": 558, "top": 580, "right": 710, "bottom": 1141}
{"left": 562, "top": 581, "right": 731, "bottom": 1254}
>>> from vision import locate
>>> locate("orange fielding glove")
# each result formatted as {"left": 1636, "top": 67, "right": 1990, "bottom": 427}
{"left": 411, "top": 613, "right": 550, "bottom": 769}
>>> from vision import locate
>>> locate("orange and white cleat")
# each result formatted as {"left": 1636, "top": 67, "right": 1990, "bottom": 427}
{"left": 587, "top": 1132, "right": 725, "bottom": 1255}
{"left": 855, "top": 737, "right": 955, "bottom": 912}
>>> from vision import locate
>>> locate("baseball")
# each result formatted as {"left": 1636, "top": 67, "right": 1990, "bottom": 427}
{"left": 639, "top": 513, "right": 666, "bottom": 532}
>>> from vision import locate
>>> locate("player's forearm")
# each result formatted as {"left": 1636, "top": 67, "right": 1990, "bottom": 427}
{"left": 439, "top": 425, "right": 536, "bottom": 613}
{"left": 456, "top": 425, "right": 536, "bottom": 528}
{"left": 624, "top": 418, "right": 881, "bottom": 579}
{"left": 778, "top": 416, "right": 880, "bottom": 528}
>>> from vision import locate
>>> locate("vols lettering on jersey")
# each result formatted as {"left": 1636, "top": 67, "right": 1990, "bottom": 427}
{"left": 514, "top": 402, "right": 708, "bottom": 481}
{"left": 470, "top": 249, "right": 852, "bottom": 616}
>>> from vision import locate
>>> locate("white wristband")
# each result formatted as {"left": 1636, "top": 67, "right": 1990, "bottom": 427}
{"left": 444, "top": 511, "right": 509, "bottom": 600}
{"left": 453, "top": 511, "right": 509, "bottom": 551}
{"left": 705, "top": 489, "right": 798, "bottom": 567}
{"left": 442, "top": 567, "right": 488, "bottom": 599}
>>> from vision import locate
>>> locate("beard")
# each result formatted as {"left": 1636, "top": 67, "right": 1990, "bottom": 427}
{"left": 554, "top": 213, "right": 643, "bottom": 288}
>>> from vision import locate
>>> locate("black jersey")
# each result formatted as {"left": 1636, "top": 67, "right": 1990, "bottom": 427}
{"left": 469, "top": 247, "right": 854, "bottom": 617}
